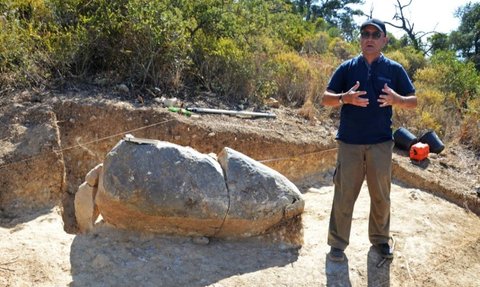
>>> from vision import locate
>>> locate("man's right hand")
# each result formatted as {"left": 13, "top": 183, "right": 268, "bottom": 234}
{"left": 343, "top": 81, "right": 368, "bottom": 107}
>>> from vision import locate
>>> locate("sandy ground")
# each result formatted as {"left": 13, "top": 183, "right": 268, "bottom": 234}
{"left": 1, "top": 173, "right": 479, "bottom": 287}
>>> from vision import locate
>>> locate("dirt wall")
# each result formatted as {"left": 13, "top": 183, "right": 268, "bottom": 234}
{"left": 0, "top": 103, "right": 65, "bottom": 218}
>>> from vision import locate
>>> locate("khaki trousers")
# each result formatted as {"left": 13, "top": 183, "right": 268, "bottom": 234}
{"left": 328, "top": 140, "right": 394, "bottom": 250}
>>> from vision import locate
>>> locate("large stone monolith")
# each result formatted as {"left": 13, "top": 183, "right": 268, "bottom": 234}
{"left": 77, "top": 136, "right": 304, "bottom": 241}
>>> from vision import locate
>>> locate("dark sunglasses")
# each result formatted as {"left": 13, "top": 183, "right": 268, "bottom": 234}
{"left": 360, "top": 31, "right": 382, "bottom": 39}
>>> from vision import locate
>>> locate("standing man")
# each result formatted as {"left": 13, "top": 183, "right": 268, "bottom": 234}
{"left": 322, "top": 18, "right": 417, "bottom": 262}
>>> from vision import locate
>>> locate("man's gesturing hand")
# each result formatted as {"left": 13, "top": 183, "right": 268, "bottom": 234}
{"left": 378, "top": 83, "right": 401, "bottom": 107}
{"left": 344, "top": 81, "right": 368, "bottom": 107}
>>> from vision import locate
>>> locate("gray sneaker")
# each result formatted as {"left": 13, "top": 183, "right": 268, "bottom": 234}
{"left": 328, "top": 247, "right": 345, "bottom": 262}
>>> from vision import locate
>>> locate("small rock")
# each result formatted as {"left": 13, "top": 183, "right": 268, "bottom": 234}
{"left": 85, "top": 164, "right": 103, "bottom": 187}
{"left": 278, "top": 242, "right": 293, "bottom": 250}
{"left": 92, "top": 254, "right": 111, "bottom": 269}
{"left": 192, "top": 236, "right": 210, "bottom": 245}
{"left": 75, "top": 182, "right": 99, "bottom": 233}
{"left": 94, "top": 77, "right": 108, "bottom": 85}
{"left": 409, "top": 191, "right": 418, "bottom": 200}
{"left": 265, "top": 97, "right": 280, "bottom": 108}
{"left": 116, "top": 84, "right": 129, "bottom": 93}
{"left": 164, "top": 97, "right": 180, "bottom": 107}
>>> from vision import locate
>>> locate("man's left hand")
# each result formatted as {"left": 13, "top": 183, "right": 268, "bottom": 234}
{"left": 378, "top": 83, "right": 401, "bottom": 107}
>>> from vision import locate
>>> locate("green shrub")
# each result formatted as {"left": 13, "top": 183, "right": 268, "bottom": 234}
{"left": 403, "top": 51, "right": 480, "bottom": 147}
{"left": 0, "top": 0, "right": 78, "bottom": 89}
{"left": 460, "top": 97, "right": 480, "bottom": 151}
{"left": 197, "top": 37, "right": 254, "bottom": 101}
{"left": 125, "top": 0, "right": 189, "bottom": 91}
{"left": 274, "top": 12, "right": 313, "bottom": 51}
{"left": 0, "top": 20, "right": 31, "bottom": 87}
{"left": 268, "top": 52, "right": 316, "bottom": 106}
{"left": 415, "top": 87, "right": 449, "bottom": 136}
{"left": 427, "top": 51, "right": 480, "bottom": 105}
{"left": 302, "top": 32, "right": 330, "bottom": 55}
{"left": 327, "top": 37, "right": 357, "bottom": 61}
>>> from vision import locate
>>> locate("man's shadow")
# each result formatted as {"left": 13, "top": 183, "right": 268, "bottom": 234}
{"left": 325, "top": 254, "right": 351, "bottom": 287}
{"left": 367, "top": 246, "right": 391, "bottom": 287}
{"left": 325, "top": 247, "right": 392, "bottom": 287}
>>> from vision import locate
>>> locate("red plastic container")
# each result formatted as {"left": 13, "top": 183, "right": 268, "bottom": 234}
{"left": 410, "top": 142, "right": 430, "bottom": 161}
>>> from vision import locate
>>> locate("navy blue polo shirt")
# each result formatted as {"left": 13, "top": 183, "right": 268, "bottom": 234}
{"left": 327, "top": 54, "right": 415, "bottom": 144}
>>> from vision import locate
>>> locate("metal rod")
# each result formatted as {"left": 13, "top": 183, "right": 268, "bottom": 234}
{"left": 186, "top": 107, "right": 276, "bottom": 118}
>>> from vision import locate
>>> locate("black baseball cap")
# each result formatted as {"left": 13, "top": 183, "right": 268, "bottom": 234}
{"left": 360, "top": 18, "right": 386, "bottom": 35}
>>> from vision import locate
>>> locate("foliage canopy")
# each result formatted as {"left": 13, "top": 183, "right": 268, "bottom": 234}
{"left": 0, "top": 0, "right": 479, "bottom": 149}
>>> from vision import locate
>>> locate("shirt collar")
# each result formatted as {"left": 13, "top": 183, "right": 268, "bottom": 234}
{"left": 358, "top": 53, "right": 384, "bottom": 65}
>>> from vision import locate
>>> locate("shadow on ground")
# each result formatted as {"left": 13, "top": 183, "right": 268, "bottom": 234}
{"left": 0, "top": 206, "right": 55, "bottom": 228}
{"left": 324, "top": 246, "right": 392, "bottom": 287}
{"left": 69, "top": 224, "right": 299, "bottom": 287}
{"left": 325, "top": 254, "right": 351, "bottom": 286}
{"left": 367, "top": 246, "right": 391, "bottom": 287}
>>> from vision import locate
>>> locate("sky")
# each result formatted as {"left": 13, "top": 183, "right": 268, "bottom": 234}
{"left": 351, "top": 0, "right": 476, "bottom": 38}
